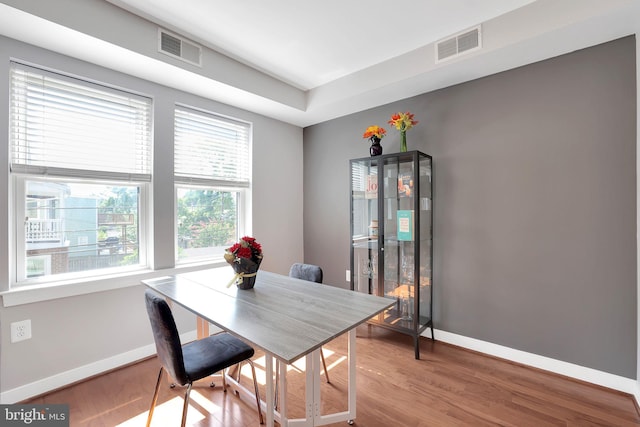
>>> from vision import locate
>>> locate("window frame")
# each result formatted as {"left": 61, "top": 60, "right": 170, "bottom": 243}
{"left": 173, "top": 105, "right": 252, "bottom": 265}
{"left": 8, "top": 62, "right": 153, "bottom": 288}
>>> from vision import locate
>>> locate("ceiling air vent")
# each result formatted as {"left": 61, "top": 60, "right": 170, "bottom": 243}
{"left": 436, "top": 25, "right": 481, "bottom": 63}
{"left": 158, "top": 29, "right": 202, "bottom": 66}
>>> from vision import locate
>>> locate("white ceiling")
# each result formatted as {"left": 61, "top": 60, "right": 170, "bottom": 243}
{"left": 107, "top": 0, "right": 536, "bottom": 91}
{"left": 0, "top": 0, "right": 638, "bottom": 126}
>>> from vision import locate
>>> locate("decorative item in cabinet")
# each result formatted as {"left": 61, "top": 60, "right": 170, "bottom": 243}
{"left": 349, "top": 150, "right": 433, "bottom": 359}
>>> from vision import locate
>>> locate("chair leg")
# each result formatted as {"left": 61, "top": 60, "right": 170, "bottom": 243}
{"left": 146, "top": 367, "right": 164, "bottom": 427}
{"left": 247, "top": 359, "right": 264, "bottom": 424}
{"left": 181, "top": 382, "right": 193, "bottom": 427}
{"left": 222, "top": 366, "right": 228, "bottom": 392}
{"left": 320, "top": 348, "right": 330, "bottom": 384}
{"left": 236, "top": 363, "right": 242, "bottom": 382}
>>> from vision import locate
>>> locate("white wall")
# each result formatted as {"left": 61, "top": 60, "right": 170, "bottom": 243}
{"left": 0, "top": 35, "right": 304, "bottom": 402}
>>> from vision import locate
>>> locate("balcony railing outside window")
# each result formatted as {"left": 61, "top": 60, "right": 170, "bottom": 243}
{"left": 25, "top": 219, "right": 63, "bottom": 243}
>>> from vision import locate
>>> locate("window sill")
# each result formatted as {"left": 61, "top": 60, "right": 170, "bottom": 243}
{"left": 0, "top": 261, "right": 228, "bottom": 307}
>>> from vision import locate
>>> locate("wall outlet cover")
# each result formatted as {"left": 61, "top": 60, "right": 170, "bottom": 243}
{"left": 10, "top": 319, "right": 32, "bottom": 343}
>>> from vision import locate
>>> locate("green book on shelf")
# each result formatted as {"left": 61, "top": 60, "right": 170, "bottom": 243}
{"left": 397, "top": 210, "right": 414, "bottom": 241}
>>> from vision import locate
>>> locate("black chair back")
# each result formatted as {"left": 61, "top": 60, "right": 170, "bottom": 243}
{"left": 145, "top": 290, "right": 189, "bottom": 385}
{"left": 289, "top": 263, "right": 323, "bottom": 283}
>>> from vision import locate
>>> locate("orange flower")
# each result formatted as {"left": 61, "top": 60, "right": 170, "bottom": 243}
{"left": 388, "top": 112, "right": 418, "bottom": 132}
{"left": 363, "top": 125, "right": 386, "bottom": 139}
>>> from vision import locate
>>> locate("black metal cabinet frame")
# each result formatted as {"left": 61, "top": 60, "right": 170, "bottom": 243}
{"left": 349, "top": 150, "right": 433, "bottom": 359}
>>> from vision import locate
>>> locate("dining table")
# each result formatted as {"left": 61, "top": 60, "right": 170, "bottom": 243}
{"left": 142, "top": 267, "right": 394, "bottom": 427}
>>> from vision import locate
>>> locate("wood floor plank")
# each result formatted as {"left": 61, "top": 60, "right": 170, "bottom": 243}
{"left": 23, "top": 325, "right": 640, "bottom": 426}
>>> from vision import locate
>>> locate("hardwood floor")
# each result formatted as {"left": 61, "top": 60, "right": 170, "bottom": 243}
{"left": 25, "top": 325, "right": 640, "bottom": 426}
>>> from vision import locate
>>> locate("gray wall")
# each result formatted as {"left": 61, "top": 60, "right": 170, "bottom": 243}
{"left": 0, "top": 36, "right": 304, "bottom": 396}
{"left": 303, "top": 36, "right": 637, "bottom": 378}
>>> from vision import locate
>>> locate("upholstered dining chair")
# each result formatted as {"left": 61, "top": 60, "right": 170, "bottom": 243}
{"left": 144, "top": 290, "right": 263, "bottom": 426}
{"left": 288, "top": 263, "right": 330, "bottom": 383}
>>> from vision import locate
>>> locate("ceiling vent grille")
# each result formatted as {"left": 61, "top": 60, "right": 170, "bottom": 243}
{"left": 436, "top": 25, "right": 481, "bottom": 63}
{"left": 158, "top": 29, "right": 202, "bottom": 66}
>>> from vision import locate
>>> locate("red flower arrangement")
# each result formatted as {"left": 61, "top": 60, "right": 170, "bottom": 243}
{"left": 226, "top": 236, "right": 262, "bottom": 261}
{"left": 224, "top": 236, "right": 263, "bottom": 289}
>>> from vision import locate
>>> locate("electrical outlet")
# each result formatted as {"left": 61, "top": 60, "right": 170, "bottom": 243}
{"left": 346, "top": 269, "right": 350, "bottom": 282}
{"left": 11, "top": 319, "right": 32, "bottom": 343}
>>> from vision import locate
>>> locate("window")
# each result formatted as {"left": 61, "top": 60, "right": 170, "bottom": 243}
{"left": 10, "top": 63, "right": 152, "bottom": 285}
{"left": 174, "top": 106, "right": 251, "bottom": 263}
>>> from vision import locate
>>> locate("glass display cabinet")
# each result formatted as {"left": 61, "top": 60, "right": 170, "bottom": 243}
{"left": 350, "top": 150, "right": 433, "bottom": 359}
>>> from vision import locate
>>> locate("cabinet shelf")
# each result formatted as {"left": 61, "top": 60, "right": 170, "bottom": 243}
{"left": 375, "top": 311, "right": 432, "bottom": 334}
{"left": 349, "top": 150, "right": 433, "bottom": 359}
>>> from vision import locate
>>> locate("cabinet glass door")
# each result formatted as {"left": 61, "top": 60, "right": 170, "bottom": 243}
{"left": 381, "top": 157, "right": 416, "bottom": 330}
{"left": 350, "top": 159, "right": 379, "bottom": 296}
{"left": 417, "top": 156, "right": 432, "bottom": 332}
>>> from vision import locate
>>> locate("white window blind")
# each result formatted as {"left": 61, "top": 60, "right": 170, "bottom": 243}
{"left": 10, "top": 63, "right": 152, "bottom": 181}
{"left": 175, "top": 107, "right": 251, "bottom": 187}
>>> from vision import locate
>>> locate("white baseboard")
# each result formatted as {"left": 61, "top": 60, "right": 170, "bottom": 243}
{"left": 430, "top": 329, "right": 638, "bottom": 396}
{"left": 0, "top": 331, "right": 197, "bottom": 404}
{"left": 2, "top": 329, "right": 637, "bottom": 405}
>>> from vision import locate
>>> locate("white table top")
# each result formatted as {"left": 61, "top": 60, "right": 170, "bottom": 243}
{"left": 143, "top": 268, "right": 394, "bottom": 364}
